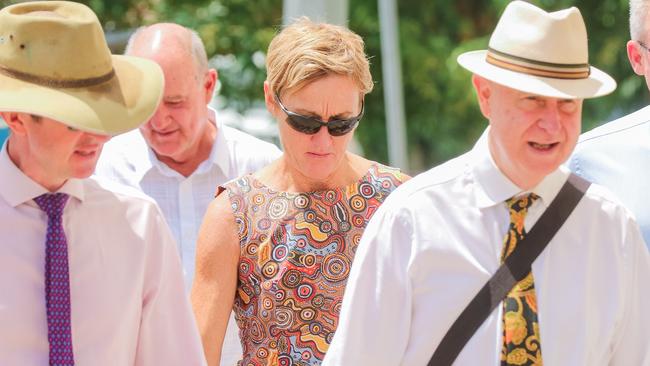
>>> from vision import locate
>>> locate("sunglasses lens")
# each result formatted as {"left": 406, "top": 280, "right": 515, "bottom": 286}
{"left": 276, "top": 93, "right": 364, "bottom": 136}
{"left": 286, "top": 116, "right": 321, "bottom": 134}
{"left": 327, "top": 119, "right": 358, "bottom": 136}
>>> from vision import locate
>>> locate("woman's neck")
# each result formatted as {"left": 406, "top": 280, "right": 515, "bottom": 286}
{"left": 257, "top": 153, "right": 372, "bottom": 193}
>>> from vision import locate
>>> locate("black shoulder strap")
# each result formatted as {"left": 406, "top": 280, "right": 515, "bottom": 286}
{"left": 428, "top": 173, "right": 591, "bottom": 366}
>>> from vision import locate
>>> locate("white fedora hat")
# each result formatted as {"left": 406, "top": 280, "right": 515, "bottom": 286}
{"left": 457, "top": 1, "right": 616, "bottom": 99}
{"left": 0, "top": 1, "right": 163, "bottom": 135}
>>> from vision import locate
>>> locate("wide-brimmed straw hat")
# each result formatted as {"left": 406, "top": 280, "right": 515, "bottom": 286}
{"left": 0, "top": 1, "right": 163, "bottom": 135}
{"left": 457, "top": 1, "right": 616, "bottom": 99}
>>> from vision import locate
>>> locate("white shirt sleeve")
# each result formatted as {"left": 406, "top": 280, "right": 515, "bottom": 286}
{"left": 610, "top": 217, "right": 650, "bottom": 365}
{"left": 134, "top": 206, "right": 207, "bottom": 366}
{"left": 323, "top": 205, "right": 414, "bottom": 366}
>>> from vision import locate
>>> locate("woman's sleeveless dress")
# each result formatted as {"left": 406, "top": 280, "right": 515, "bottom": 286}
{"left": 222, "top": 164, "right": 407, "bottom": 366}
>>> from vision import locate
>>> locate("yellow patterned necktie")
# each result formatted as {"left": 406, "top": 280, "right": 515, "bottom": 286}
{"left": 500, "top": 194, "right": 543, "bottom": 366}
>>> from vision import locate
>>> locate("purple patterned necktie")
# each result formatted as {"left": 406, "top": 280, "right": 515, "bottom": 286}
{"left": 34, "top": 193, "right": 75, "bottom": 366}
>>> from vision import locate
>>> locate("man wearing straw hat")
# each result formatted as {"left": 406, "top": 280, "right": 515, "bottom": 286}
{"left": 324, "top": 2, "right": 650, "bottom": 365}
{"left": 569, "top": 0, "right": 650, "bottom": 248}
{"left": 0, "top": 2, "right": 206, "bottom": 365}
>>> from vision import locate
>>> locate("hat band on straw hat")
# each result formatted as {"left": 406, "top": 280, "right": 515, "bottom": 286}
{"left": 486, "top": 47, "right": 591, "bottom": 80}
{"left": 0, "top": 65, "right": 115, "bottom": 88}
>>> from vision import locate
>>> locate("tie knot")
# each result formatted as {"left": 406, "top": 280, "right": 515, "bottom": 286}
{"left": 34, "top": 193, "right": 69, "bottom": 217}
{"left": 506, "top": 193, "right": 539, "bottom": 216}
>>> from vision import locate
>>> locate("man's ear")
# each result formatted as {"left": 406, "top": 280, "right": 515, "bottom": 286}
{"left": 627, "top": 40, "right": 646, "bottom": 76}
{"left": 472, "top": 74, "right": 491, "bottom": 119}
{"left": 1, "top": 112, "right": 27, "bottom": 136}
{"left": 203, "top": 68, "right": 218, "bottom": 104}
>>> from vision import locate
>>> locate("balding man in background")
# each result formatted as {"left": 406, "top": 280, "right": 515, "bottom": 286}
{"left": 95, "top": 23, "right": 281, "bottom": 365}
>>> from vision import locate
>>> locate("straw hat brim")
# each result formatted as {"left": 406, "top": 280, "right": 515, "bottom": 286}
{"left": 0, "top": 55, "right": 163, "bottom": 136}
{"left": 458, "top": 50, "right": 617, "bottom": 99}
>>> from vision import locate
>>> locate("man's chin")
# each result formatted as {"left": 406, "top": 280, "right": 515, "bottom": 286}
{"left": 522, "top": 162, "right": 560, "bottom": 184}
{"left": 150, "top": 144, "right": 181, "bottom": 159}
{"left": 72, "top": 167, "right": 98, "bottom": 180}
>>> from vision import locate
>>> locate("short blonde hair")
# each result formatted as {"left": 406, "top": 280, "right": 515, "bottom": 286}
{"left": 266, "top": 17, "right": 373, "bottom": 97}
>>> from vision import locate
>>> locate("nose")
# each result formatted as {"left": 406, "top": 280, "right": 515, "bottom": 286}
{"left": 83, "top": 131, "right": 111, "bottom": 144}
{"left": 310, "top": 124, "right": 333, "bottom": 147}
{"left": 537, "top": 102, "right": 562, "bottom": 134}
{"left": 147, "top": 106, "right": 171, "bottom": 130}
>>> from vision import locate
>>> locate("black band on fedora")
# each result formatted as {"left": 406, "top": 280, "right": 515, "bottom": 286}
{"left": 0, "top": 65, "right": 115, "bottom": 88}
{"left": 486, "top": 47, "right": 590, "bottom": 79}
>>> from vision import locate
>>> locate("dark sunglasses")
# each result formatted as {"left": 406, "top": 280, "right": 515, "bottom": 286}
{"left": 274, "top": 93, "right": 364, "bottom": 136}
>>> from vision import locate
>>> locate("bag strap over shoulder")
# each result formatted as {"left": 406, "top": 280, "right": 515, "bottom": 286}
{"left": 428, "top": 173, "right": 591, "bottom": 366}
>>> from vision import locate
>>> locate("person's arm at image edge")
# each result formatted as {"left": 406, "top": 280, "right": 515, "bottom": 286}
{"left": 191, "top": 194, "right": 240, "bottom": 366}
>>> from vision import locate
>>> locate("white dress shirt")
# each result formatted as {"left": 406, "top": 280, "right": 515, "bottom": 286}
{"left": 0, "top": 143, "right": 206, "bottom": 366}
{"left": 569, "top": 105, "right": 650, "bottom": 246}
{"left": 94, "top": 108, "right": 281, "bottom": 365}
{"left": 323, "top": 131, "right": 650, "bottom": 366}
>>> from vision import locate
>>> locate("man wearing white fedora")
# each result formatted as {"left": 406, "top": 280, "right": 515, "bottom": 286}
{"left": 0, "top": 2, "right": 206, "bottom": 365}
{"left": 569, "top": 0, "right": 650, "bottom": 247}
{"left": 324, "top": 2, "right": 650, "bottom": 366}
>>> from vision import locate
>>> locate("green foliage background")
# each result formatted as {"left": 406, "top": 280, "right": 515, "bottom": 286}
{"left": 3, "top": 0, "right": 646, "bottom": 173}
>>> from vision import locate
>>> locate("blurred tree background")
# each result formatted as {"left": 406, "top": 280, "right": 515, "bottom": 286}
{"left": 1, "top": 0, "right": 645, "bottom": 173}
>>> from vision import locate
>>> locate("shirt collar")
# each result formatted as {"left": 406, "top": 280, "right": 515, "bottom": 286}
{"left": 209, "top": 107, "right": 232, "bottom": 178}
{"left": 0, "top": 141, "right": 85, "bottom": 207}
{"left": 472, "top": 127, "right": 569, "bottom": 209}
{"left": 140, "top": 106, "right": 231, "bottom": 179}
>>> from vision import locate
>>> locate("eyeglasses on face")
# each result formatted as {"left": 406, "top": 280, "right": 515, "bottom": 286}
{"left": 638, "top": 41, "right": 650, "bottom": 53}
{"left": 274, "top": 93, "right": 364, "bottom": 136}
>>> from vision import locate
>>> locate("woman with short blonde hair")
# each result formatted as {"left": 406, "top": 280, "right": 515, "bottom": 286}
{"left": 192, "top": 18, "right": 408, "bottom": 365}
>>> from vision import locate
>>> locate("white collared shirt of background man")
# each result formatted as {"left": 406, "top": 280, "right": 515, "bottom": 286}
{"left": 95, "top": 108, "right": 282, "bottom": 289}
{"left": 323, "top": 132, "right": 650, "bottom": 366}
{"left": 0, "top": 144, "right": 207, "bottom": 366}
{"left": 570, "top": 105, "right": 650, "bottom": 247}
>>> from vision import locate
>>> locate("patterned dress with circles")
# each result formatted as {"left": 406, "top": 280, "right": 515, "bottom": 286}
{"left": 222, "top": 164, "right": 407, "bottom": 366}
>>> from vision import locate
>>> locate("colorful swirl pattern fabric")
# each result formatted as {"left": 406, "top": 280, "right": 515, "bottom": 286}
{"left": 222, "top": 164, "right": 406, "bottom": 366}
